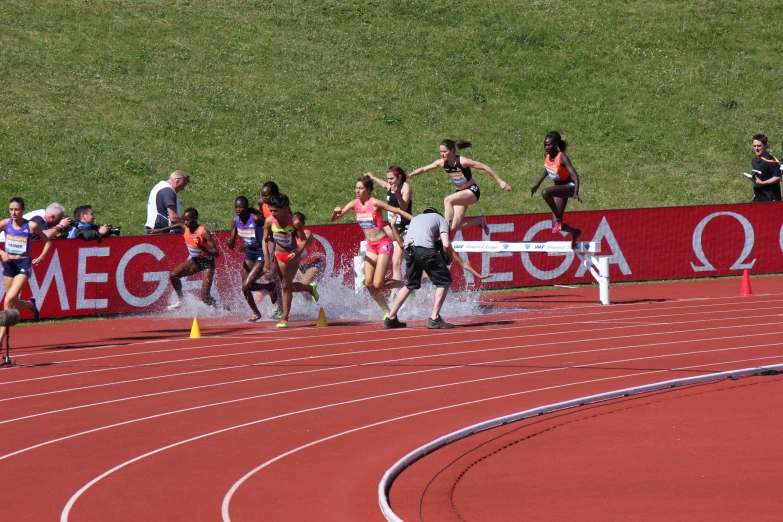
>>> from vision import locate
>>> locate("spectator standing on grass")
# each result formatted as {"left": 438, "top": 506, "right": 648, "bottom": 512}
{"left": 749, "top": 134, "right": 781, "bottom": 202}
{"left": 384, "top": 207, "right": 455, "bottom": 330}
{"left": 145, "top": 170, "right": 190, "bottom": 233}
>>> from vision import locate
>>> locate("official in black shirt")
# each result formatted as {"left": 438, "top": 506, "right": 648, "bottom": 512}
{"left": 750, "top": 134, "right": 782, "bottom": 202}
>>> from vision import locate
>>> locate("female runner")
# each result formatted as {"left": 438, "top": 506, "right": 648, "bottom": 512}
{"left": 408, "top": 139, "right": 511, "bottom": 234}
{"left": 530, "top": 131, "right": 583, "bottom": 247}
{"left": 258, "top": 181, "right": 284, "bottom": 318}
{"left": 331, "top": 175, "right": 413, "bottom": 318}
{"left": 0, "top": 198, "right": 51, "bottom": 348}
{"left": 166, "top": 208, "right": 220, "bottom": 310}
{"left": 262, "top": 194, "right": 318, "bottom": 328}
{"left": 292, "top": 212, "right": 324, "bottom": 288}
{"left": 226, "top": 196, "right": 277, "bottom": 322}
{"left": 365, "top": 166, "right": 412, "bottom": 286}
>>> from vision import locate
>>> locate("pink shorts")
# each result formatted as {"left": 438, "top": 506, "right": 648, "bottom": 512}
{"left": 366, "top": 237, "right": 394, "bottom": 256}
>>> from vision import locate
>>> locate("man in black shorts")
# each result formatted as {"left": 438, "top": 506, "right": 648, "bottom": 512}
{"left": 384, "top": 207, "right": 454, "bottom": 329}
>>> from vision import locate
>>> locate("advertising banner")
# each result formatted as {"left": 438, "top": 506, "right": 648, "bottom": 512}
{"left": 4, "top": 203, "right": 781, "bottom": 318}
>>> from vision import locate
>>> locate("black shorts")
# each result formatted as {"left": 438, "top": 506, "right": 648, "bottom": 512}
{"left": 405, "top": 246, "right": 452, "bottom": 290}
{"left": 2, "top": 257, "right": 32, "bottom": 278}
{"left": 457, "top": 183, "right": 481, "bottom": 202}
{"left": 298, "top": 258, "right": 324, "bottom": 274}
{"left": 191, "top": 257, "right": 216, "bottom": 273}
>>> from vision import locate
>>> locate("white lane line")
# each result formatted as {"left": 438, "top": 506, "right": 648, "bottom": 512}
{"left": 3, "top": 308, "right": 780, "bottom": 388}
{"left": 3, "top": 314, "right": 783, "bottom": 410}
{"left": 15, "top": 296, "right": 783, "bottom": 364}
{"left": 4, "top": 327, "right": 782, "bottom": 426}
{"left": 9, "top": 345, "right": 778, "bottom": 469}
{"left": 64, "top": 369, "right": 669, "bottom": 522}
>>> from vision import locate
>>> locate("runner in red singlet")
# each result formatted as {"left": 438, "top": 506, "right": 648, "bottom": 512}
{"left": 166, "top": 207, "right": 220, "bottom": 310}
{"left": 530, "top": 131, "right": 583, "bottom": 247}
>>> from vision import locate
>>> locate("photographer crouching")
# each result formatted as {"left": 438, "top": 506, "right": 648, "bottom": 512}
{"left": 67, "top": 206, "right": 121, "bottom": 242}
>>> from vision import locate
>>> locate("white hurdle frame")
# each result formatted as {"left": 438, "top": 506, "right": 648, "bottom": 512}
{"left": 354, "top": 241, "right": 611, "bottom": 304}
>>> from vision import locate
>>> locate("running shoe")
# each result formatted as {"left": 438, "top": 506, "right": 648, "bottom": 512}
{"left": 30, "top": 297, "right": 40, "bottom": 321}
{"left": 271, "top": 309, "right": 284, "bottom": 320}
{"left": 427, "top": 316, "right": 454, "bottom": 329}
{"left": 254, "top": 292, "right": 264, "bottom": 304}
{"left": 479, "top": 215, "right": 490, "bottom": 235}
{"left": 310, "top": 282, "right": 319, "bottom": 303}
{"left": 552, "top": 219, "right": 563, "bottom": 233}
{"left": 246, "top": 313, "right": 263, "bottom": 323}
{"left": 269, "top": 284, "right": 279, "bottom": 305}
{"left": 571, "top": 229, "right": 583, "bottom": 249}
{"left": 383, "top": 316, "right": 407, "bottom": 329}
{"left": 276, "top": 320, "right": 288, "bottom": 328}
{"left": 167, "top": 301, "right": 183, "bottom": 311}
{"left": 383, "top": 313, "right": 389, "bottom": 321}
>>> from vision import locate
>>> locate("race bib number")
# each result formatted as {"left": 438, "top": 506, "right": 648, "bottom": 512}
{"left": 5, "top": 234, "right": 27, "bottom": 255}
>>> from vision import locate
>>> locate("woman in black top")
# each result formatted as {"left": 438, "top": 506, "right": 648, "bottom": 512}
{"left": 366, "top": 166, "right": 412, "bottom": 288}
{"left": 408, "top": 139, "right": 511, "bottom": 234}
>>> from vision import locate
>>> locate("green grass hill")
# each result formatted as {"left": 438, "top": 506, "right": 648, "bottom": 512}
{"left": 1, "top": 0, "right": 780, "bottom": 231}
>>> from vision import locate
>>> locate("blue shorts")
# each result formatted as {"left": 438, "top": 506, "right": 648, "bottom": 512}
{"left": 2, "top": 257, "right": 33, "bottom": 278}
{"left": 244, "top": 247, "right": 265, "bottom": 264}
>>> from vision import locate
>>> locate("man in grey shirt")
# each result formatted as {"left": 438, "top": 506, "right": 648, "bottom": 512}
{"left": 384, "top": 207, "right": 454, "bottom": 329}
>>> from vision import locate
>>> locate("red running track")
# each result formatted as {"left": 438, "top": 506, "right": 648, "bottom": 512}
{"left": 0, "top": 276, "right": 780, "bottom": 521}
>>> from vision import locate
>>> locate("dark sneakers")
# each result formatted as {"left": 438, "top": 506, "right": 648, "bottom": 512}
{"left": 428, "top": 316, "right": 454, "bottom": 329}
{"left": 384, "top": 316, "right": 407, "bottom": 329}
{"left": 30, "top": 297, "right": 40, "bottom": 321}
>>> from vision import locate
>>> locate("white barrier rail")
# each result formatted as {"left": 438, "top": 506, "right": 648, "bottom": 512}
{"left": 355, "top": 241, "right": 611, "bottom": 304}
{"left": 377, "top": 364, "right": 783, "bottom": 522}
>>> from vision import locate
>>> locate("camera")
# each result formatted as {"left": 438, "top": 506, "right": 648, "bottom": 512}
{"left": 107, "top": 226, "right": 121, "bottom": 236}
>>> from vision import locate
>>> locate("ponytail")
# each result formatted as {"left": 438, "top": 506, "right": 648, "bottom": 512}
{"left": 440, "top": 139, "right": 472, "bottom": 152}
{"left": 545, "top": 131, "right": 568, "bottom": 153}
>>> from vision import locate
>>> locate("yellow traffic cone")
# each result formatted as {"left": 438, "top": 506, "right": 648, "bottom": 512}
{"left": 316, "top": 307, "right": 328, "bottom": 327}
{"left": 189, "top": 318, "right": 201, "bottom": 339}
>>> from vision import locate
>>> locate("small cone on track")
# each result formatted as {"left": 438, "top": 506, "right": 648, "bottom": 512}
{"left": 739, "top": 269, "right": 753, "bottom": 297}
{"left": 190, "top": 318, "right": 202, "bottom": 338}
{"left": 316, "top": 307, "right": 328, "bottom": 327}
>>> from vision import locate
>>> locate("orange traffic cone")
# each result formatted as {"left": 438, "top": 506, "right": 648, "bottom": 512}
{"left": 738, "top": 270, "right": 753, "bottom": 297}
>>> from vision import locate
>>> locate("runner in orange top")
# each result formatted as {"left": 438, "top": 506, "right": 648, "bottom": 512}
{"left": 165, "top": 207, "right": 220, "bottom": 310}
{"left": 292, "top": 212, "right": 324, "bottom": 288}
{"left": 262, "top": 194, "right": 318, "bottom": 328}
{"left": 530, "top": 131, "right": 583, "bottom": 247}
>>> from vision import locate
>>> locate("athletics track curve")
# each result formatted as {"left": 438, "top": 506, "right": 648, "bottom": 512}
{"left": 0, "top": 276, "right": 780, "bottom": 521}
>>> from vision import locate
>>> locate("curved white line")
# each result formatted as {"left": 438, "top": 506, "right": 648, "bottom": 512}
{"left": 220, "top": 356, "right": 782, "bottom": 522}
{"left": 4, "top": 328, "right": 782, "bottom": 426}
{"left": 377, "top": 363, "right": 783, "bottom": 521}
{"left": 56, "top": 351, "right": 782, "bottom": 521}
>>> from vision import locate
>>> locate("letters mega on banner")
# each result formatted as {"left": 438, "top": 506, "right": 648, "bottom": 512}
{"left": 5, "top": 203, "right": 782, "bottom": 318}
